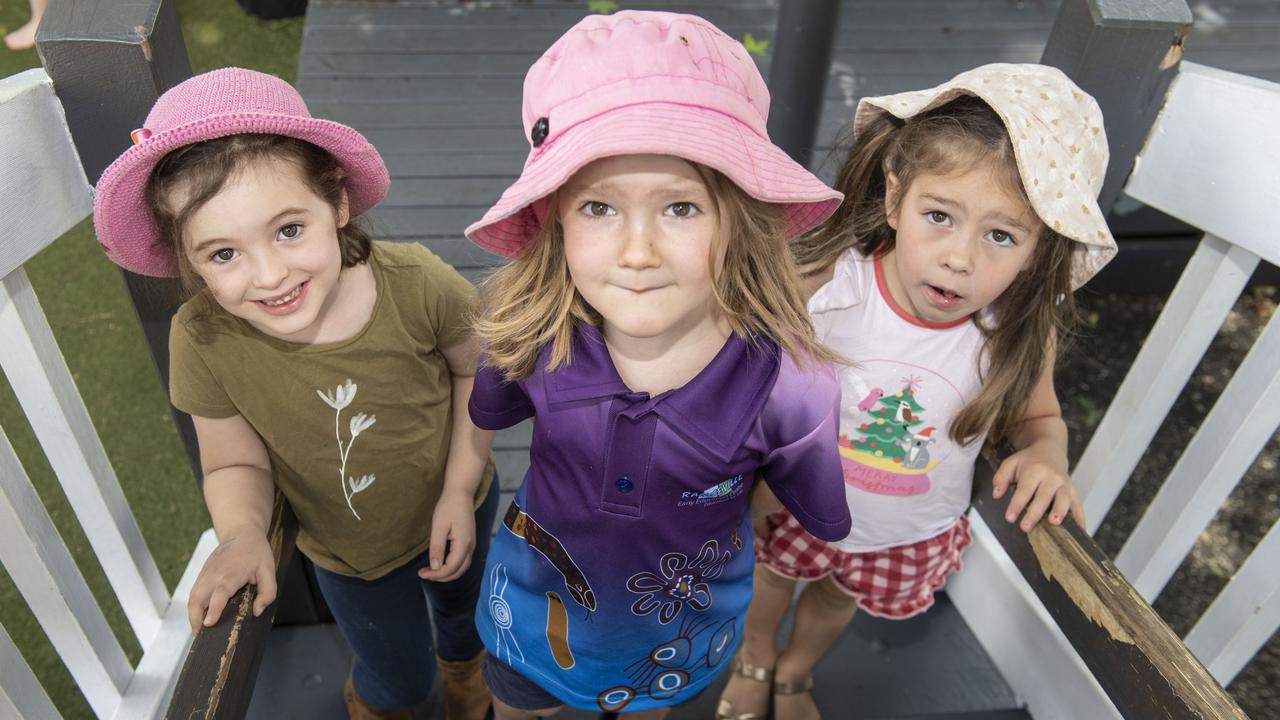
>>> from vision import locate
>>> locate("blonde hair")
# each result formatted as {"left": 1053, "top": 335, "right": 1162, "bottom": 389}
{"left": 795, "top": 96, "right": 1078, "bottom": 446}
{"left": 477, "top": 164, "right": 836, "bottom": 379}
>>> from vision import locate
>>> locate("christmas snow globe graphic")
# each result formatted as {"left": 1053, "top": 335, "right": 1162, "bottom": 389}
{"left": 838, "top": 369, "right": 956, "bottom": 497}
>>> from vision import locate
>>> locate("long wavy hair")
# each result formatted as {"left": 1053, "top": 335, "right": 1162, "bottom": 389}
{"left": 795, "top": 96, "right": 1079, "bottom": 446}
{"left": 146, "top": 134, "right": 372, "bottom": 295}
{"left": 477, "top": 163, "right": 837, "bottom": 379}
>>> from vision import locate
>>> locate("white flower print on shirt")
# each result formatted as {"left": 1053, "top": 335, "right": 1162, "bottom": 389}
{"left": 317, "top": 379, "right": 377, "bottom": 519}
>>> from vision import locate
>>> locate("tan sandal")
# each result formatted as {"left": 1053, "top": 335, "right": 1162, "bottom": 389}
{"left": 715, "top": 655, "right": 773, "bottom": 720}
{"left": 772, "top": 676, "right": 814, "bottom": 696}
{"left": 772, "top": 675, "right": 817, "bottom": 720}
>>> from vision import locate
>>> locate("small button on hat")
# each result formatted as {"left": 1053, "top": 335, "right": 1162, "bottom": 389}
{"left": 531, "top": 117, "right": 550, "bottom": 147}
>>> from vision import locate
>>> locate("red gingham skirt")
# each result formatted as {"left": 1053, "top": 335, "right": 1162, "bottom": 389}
{"left": 755, "top": 510, "right": 971, "bottom": 620}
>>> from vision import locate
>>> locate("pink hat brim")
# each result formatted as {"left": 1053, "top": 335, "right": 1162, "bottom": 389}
{"left": 93, "top": 113, "right": 389, "bottom": 277}
{"left": 466, "top": 102, "right": 843, "bottom": 257}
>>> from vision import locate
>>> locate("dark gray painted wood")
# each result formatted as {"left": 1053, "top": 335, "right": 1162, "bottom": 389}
{"left": 245, "top": 595, "right": 1027, "bottom": 719}
{"left": 36, "top": 0, "right": 192, "bottom": 182}
{"left": 768, "top": 0, "right": 842, "bottom": 168}
{"left": 1041, "top": 0, "right": 1195, "bottom": 213}
{"left": 357, "top": 126, "right": 529, "bottom": 152}
{"left": 306, "top": 3, "right": 779, "bottom": 29}
{"left": 383, "top": 152, "right": 529, "bottom": 178}
{"left": 365, "top": 206, "right": 492, "bottom": 238}
{"left": 35, "top": 0, "right": 202, "bottom": 482}
{"left": 383, "top": 177, "right": 520, "bottom": 206}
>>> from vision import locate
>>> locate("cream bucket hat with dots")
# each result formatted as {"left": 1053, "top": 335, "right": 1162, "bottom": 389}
{"left": 855, "top": 63, "right": 1117, "bottom": 289}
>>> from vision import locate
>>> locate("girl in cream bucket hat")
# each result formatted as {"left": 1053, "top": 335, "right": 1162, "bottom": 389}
{"left": 725, "top": 64, "right": 1116, "bottom": 720}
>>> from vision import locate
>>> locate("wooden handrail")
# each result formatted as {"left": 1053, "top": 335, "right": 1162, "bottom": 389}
{"left": 165, "top": 493, "right": 298, "bottom": 719}
{"left": 972, "top": 448, "right": 1247, "bottom": 719}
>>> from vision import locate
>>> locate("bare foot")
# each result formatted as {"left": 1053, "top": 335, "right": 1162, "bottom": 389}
{"left": 4, "top": 18, "right": 39, "bottom": 51}
{"left": 715, "top": 656, "right": 772, "bottom": 719}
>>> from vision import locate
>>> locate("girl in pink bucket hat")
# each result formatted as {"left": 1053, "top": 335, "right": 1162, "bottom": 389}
{"left": 463, "top": 10, "right": 850, "bottom": 719}
{"left": 93, "top": 67, "right": 499, "bottom": 719}
{"left": 726, "top": 63, "right": 1118, "bottom": 720}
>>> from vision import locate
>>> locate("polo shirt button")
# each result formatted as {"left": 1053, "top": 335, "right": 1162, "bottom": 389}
{"left": 616, "top": 476, "right": 634, "bottom": 493}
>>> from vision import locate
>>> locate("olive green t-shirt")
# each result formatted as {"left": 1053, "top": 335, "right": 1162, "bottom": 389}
{"left": 170, "top": 240, "right": 495, "bottom": 580}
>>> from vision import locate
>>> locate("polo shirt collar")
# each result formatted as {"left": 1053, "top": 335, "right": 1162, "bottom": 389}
{"left": 545, "top": 323, "right": 781, "bottom": 463}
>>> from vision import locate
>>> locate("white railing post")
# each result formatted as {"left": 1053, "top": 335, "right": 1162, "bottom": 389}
{"left": 0, "top": 425, "right": 131, "bottom": 719}
{"left": 0, "top": 623, "right": 60, "bottom": 720}
{"left": 1116, "top": 308, "right": 1280, "bottom": 598}
{"left": 1185, "top": 518, "right": 1280, "bottom": 685}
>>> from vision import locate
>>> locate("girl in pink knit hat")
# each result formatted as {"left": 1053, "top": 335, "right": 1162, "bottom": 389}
{"left": 93, "top": 68, "right": 498, "bottom": 719}
{"left": 463, "top": 10, "right": 851, "bottom": 719}
{"left": 721, "top": 64, "right": 1117, "bottom": 720}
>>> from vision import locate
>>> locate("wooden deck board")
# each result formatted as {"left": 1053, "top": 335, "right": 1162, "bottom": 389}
{"left": 297, "top": 0, "right": 1280, "bottom": 261}
{"left": 249, "top": 595, "right": 1028, "bottom": 720}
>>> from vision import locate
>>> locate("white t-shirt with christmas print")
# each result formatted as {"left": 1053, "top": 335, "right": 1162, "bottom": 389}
{"left": 809, "top": 248, "right": 989, "bottom": 553}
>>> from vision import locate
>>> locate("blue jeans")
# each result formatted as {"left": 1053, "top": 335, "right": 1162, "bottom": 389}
{"left": 313, "top": 476, "right": 500, "bottom": 708}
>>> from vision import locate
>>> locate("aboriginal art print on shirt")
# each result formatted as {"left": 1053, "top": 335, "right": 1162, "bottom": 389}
{"left": 316, "top": 379, "right": 378, "bottom": 519}
{"left": 503, "top": 500, "right": 597, "bottom": 611}
{"left": 488, "top": 563, "right": 525, "bottom": 665}
{"left": 837, "top": 363, "right": 962, "bottom": 497}
{"left": 597, "top": 613, "right": 739, "bottom": 712}
{"left": 626, "top": 539, "right": 732, "bottom": 624}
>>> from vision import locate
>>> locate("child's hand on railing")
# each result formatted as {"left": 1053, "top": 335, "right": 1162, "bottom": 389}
{"left": 187, "top": 528, "right": 277, "bottom": 634}
{"left": 991, "top": 441, "right": 1085, "bottom": 533}
{"left": 419, "top": 487, "right": 477, "bottom": 583}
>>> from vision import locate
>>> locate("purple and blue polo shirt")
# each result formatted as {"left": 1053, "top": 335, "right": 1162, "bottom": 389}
{"left": 470, "top": 324, "right": 850, "bottom": 713}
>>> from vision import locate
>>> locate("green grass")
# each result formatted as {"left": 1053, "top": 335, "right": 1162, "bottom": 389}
{"left": 0, "top": 2, "right": 302, "bottom": 717}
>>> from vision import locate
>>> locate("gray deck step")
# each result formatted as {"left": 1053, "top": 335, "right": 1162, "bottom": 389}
{"left": 248, "top": 594, "right": 1028, "bottom": 719}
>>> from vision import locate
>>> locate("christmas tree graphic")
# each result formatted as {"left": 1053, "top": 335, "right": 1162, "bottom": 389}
{"left": 842, "top": 376, "right": 925, "bottom": 464}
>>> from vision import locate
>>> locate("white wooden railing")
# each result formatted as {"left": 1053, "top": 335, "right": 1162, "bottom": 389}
{"left": 951, "top": 61, "right": 1279, "bottom": 719}
{"left": 0, "top": 68, "right": 216, "bottom": 720}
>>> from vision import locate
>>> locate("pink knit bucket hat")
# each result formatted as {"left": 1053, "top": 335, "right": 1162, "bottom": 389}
{"left": 465, "top": 10, "right": 843, "bottom": 257}
{"left": 93, "top": 67, "right": 390, "bottom": 277}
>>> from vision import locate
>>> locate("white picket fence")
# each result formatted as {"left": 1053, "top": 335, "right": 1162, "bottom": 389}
{"left": 950, "top": 61, "right": 1280, "bottom": 719}
{"left": 0, "top": 68, "right": 215, "bottom": 720}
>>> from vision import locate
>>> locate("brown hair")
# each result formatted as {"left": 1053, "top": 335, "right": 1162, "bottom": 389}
{"left": 477, "top": 164, "right": 837, "bottom": 379}
{"left": 145, "top": 134, "right": 371, "bottom": 294}
{"left": 795, "top": 96, "right": 1079, "bottom": 445}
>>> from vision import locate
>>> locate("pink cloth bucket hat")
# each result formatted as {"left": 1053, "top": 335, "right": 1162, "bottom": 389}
{"left": 93, "top": 67, "right": 390, "bottom": 277}
{"left": 465, "top": 10, "right": 844, "bottom": 257}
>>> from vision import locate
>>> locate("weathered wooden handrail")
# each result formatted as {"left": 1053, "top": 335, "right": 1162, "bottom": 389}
{"left": 166, "top": 495, "right": 299, "bottom": 719}
{"left": 971, "top": 448, "right": 1247, "bottom": 720}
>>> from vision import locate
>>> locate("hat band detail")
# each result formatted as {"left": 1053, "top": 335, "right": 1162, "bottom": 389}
{"left": 527, "top": 75, "right": 767, "bottom": 154}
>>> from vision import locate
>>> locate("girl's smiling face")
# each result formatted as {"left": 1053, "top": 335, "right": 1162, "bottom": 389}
{"left": 175, "top": 156, "right": 352, "bottom": 342}
{"left": 881, "top": 162, "right": 1041, "bottom": 324}
{"left": 559, "top": 154, "right": 728, "bottom": 351}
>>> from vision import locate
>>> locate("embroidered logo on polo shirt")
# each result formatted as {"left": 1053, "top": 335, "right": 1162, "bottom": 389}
{"left": 678, "top": 474, "right": 745, "bottom": 508}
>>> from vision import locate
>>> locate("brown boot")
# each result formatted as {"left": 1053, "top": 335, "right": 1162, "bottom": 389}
{"left": 435, "top": 651, "right": 491, "bottom": 720}
{"left": 344, "top": 671, "right": 433, "bottom": 720}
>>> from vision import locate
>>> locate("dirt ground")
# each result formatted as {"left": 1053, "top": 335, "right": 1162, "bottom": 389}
{"left": 1056, "top": 286, "right": 1278, "bottom": 718}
